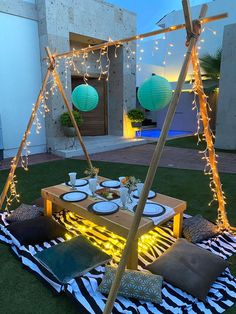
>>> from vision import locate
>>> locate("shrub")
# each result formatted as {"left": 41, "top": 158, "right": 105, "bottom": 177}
{"left": 127, "top": 109, "right": 145, "bottom": 122}
{"left": 60, "top": 110, "right": 83, "bottom": 127}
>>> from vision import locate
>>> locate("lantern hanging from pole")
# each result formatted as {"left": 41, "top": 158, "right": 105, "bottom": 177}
{"left": 72, "top": 84, "right": 99, "bottom": 112}
{"left": 137, "top": 75, "right": 172, "bottom": 111}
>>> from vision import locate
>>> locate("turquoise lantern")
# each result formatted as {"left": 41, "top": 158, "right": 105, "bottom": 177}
{"left": 137, "top": 75, "right": 172, "bottom": 111}
{"left": 72, "top": 84, "right": 99, "bottom": 112}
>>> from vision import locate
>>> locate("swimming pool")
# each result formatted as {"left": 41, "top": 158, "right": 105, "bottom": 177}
{"left": 136, "top": 129, "right": 192, "bottom": 138}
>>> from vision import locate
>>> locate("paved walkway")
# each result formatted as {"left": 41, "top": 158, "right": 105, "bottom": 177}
{"left": 0, "top": 153, "right": 62, "bottom": 170}
{"left": 75, "top": 144, "right": 236, "bottom": 174}
{"left": 1, "top": 144, "right": 235, "bottom": 174}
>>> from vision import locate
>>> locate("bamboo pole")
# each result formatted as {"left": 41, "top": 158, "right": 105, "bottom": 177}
{"left": 103, "top": 4, "right": 200, "bottom": 314}
{"left": 182, "top": 1, "right": 231, "bottom": 230}
{"left": 45, "top": 47, "right": 93, "bottom": 170}
{"left": 191, "top": 49, "right": 230, "bottom": 230}
{"left": 52, "top": 13, "right": 227, "bottom": 60}
{"left": 0, "top": 69, "right": 51, "bottom": 209}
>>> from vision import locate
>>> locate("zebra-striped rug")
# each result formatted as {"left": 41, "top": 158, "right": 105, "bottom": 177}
{"left": 0, "top": 210, "right": 236, "bottom": 313}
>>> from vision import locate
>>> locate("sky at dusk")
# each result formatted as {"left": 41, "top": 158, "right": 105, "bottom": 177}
{"left": 107, "top": 0, "right": 212, "bottom": 32}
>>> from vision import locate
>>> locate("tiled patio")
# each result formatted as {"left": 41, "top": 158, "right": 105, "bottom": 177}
{"left": 75, "top": 144, "right": 236, "bottom": 174}
{"left": 1, "top": 144, "right": 235, "bottom": 174}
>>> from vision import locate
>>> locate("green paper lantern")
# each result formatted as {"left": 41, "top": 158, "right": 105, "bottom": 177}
{"left": 72, "top": 84, "right": 99, "bottom": 112}
{"left": 137, "top": 75, "right": 172, "bottom": 111}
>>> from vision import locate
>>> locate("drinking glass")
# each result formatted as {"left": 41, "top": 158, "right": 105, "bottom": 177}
{"left": 69, "top": 172, "right": 77, "bottom": 190}
{"left": 136, "top": 183, "right": 144, "bottom": 197}
{"left": 119, "top": 187, "right": 129, "bottom": 209}
{"left": 89, "top": 178, "right": 97, "bottom": 197}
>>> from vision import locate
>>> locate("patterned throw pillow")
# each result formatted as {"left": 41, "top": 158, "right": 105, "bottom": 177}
{"left": 183, "top": 215, "right": 219, "bottom": 243}
{"left": 98, "top": 266, "right": 163, "bottom": 304}
{"left": 6, "top": 203, "right": 43, "bottom": 223}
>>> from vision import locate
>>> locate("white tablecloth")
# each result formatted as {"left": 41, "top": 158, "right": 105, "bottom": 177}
{"left": 63, "top": 181, "right": 174, "bottom": 226}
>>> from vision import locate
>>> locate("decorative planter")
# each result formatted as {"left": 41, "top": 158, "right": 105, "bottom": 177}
{"left": 131, "top": 121, "right": 142, "bottom": 128}
{"left": 62, "top": 126, "right": 77, "bottom": 137}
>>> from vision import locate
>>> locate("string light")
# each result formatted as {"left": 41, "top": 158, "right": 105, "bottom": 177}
{"left": 20, "top": 140, "right": 31, "bottom": 171}
{"left": 60, "top": 211, "right": 164, "bottom": 262}
{"left": 3, "top": 72, "right": 55, "bottom": 212}
{"left": 191, "top": 48, "right": 230, "bottom": 231}
{"left": 114, "top": 43, "right": 121, "bottom": 58}
{"left": 4, "top": 22, "right": 233, "bottom": 235}
{"left": 205, "top": 26, "right": 217, "bottom": 35}
{"left": 5, "top": 173, "right": 20, "bottom": 212}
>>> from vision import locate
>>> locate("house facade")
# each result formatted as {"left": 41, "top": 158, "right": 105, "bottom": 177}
{"left": 136, "top": 0, "right": 236, "bottom": 148}
{"left": 0, "top": 0, "right": 136, "bottom": 158}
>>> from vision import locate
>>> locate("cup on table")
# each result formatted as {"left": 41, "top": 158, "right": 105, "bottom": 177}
{"left": 136, "top": 183, "right": 144, "bottom": 197}
{"left": 68, "top": 172, "right": 77, "bottom": 190}
{"left": 89, "top": 178, "right": 97, "bottom": 197}
{"left": 119, "top": 176, "right": 126, "bottom": 186}
{"left": 119, "top": 187, "right": 129, "bottom": 210}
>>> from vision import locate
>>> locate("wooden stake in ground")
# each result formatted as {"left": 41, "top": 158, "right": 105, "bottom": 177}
{"left": 103, "top": 1, "right": 202, "bottom": 312}
{"left": 45, "top": 47, "right": 93, "bottom": 170}
{"left": 0, "top": 69, "right": 51, "bottom": 210}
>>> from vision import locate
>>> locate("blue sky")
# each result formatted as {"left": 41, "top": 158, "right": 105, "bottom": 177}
{"left": 107, "top": 0, "right": 212, "bottom": 33}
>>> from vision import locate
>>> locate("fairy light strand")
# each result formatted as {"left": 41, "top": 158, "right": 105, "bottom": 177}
{"left": 191, "top": 48, "right": 230, "bottom": 230}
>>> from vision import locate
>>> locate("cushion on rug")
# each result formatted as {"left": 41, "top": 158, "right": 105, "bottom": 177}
{"left": 183, "top": 214, "right": 219, "bottom": 243}
{"left": 98, "top": 266, "right": 163, "bottom": 304}
{"left": 145, "top": 238, "right": 228, "bottom": 301}
{"left": 6, "top": 203, "right": 43, "bottom": 223}
{"left": 35, "top": 236, "right": 111, "bottom": 284}
{"left": 7, "top": 216, "right": 67, "bottom": 245}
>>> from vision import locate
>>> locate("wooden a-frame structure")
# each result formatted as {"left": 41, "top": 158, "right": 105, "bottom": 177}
{"left": 0, "top": 0, "right": 234, "bottom": 312}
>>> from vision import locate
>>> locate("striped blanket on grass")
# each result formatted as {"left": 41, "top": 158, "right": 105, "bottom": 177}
{"left": 0, "top": 209, "right": 236, "bottom": 313}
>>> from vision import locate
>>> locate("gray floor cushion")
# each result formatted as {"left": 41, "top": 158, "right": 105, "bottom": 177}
{"left": 145, "top": 238, "right": 228, "bottom": 301}
{"left": 183, "top": 214, "right": 219, "bottom": 243}
{"left": 7, "top": 216, "right": 67, "bottom": 245}
{"left": 35, "top": 236, "right": 111, "bottom": 283}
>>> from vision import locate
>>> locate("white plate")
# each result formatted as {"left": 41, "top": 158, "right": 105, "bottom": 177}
{"left": 100, "top": 180, "right": 120, "bottom": 188}
{"left": 66, "top": 179, "right": 88, "bottom": 187}
{"left": 60, "top": 191, "right": 88, "bottom": 202}
{"left": 133, "top": 202, "right": 166, "bottom": 217}
{"left": 90, "top": 201, "right": 119, "bottom": 215}
{"left": 132, "top": 190, "right": 156, "bottom": 199}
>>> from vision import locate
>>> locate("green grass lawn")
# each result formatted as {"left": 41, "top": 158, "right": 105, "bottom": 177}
{"left": 166, "top": 134, "right": 236, "bottom": 153}
{"left": 0, "top": 159, "right": 235, "bottom": 313}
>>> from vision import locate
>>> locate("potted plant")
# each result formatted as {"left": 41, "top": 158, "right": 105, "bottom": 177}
{"left": 60, "top": 110, "right": 83, "bottom": 137}
{"left": 127, "top": 108, "right": 145, "bottom": 128}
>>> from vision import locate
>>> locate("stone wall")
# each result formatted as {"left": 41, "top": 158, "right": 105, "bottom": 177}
{"left": 36, "top": 0, "right": 136, "bottom": 152}
{"left": 0, "top": 0, "right": 37, "bottom": 20}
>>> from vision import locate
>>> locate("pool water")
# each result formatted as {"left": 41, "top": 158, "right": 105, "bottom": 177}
{"left": 136, "top": 129, "right": 192, "bottom": 138}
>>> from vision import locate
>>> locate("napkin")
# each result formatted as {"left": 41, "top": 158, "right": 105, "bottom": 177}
{"left": 112, "top": 196, "right": 174, "bottom": 226}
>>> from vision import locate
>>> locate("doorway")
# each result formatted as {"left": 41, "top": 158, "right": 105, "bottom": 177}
{"left": 71, "top": 76, "right": 108, "bottom": 136}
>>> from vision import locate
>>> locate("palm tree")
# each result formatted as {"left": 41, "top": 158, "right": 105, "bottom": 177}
{"left": 200, "top": 49, "right": 222, "bottom": 93}
{"left": 198, "top": 49, "right": 222, "bottom": 131}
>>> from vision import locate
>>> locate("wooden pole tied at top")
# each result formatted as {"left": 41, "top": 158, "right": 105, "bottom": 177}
{"left": 45, "top": 47, "right": 93, "bottom": 170}
{"left": 0, "top": 69, "right": 52, "bottom": 210}
{"left": 103, "top": 1, "right": 207, "bottom": 313}
{"left": 50, "top": 12, "right": 227, "bottom": 60}
{"left": 183, "top": 3, "right": 231, "bottom": 231}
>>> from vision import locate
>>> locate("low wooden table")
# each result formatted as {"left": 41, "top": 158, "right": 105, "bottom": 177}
{"left": 41, "top": 177, "right": 186, "bottom": 269}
